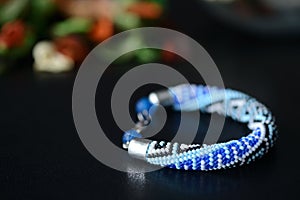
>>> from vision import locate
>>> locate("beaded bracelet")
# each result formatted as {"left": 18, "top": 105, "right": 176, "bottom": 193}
{"left": 122, "top": 84, "right": 278, "bottom": 170}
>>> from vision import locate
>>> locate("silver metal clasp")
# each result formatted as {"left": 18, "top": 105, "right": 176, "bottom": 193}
{"left": 122, "top": 111, "right": 152, "bottom": 150}
{"left": 128, "top": 138, "right": 152, "bottom": 160}
{"left": 136, "top": 110, "right": 151, "bottom": 128}
{"left": 149, "top": 89, "right": 174, "bottom": 106}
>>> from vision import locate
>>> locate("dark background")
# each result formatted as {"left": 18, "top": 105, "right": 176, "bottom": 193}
{"left": 1, "top": 1, "right": 300, "bottom": 199}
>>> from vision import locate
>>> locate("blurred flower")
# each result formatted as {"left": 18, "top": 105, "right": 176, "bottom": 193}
{"left": 0, "top": 0, "right": 168, "bottom": 73}
{"left": 162, "top": 41, "right": 177, "bottom": 62}
{"left": 33, "top": 41, "right": 74, "bottom": 73}
{"left": 127, "top": 1, "right": 163, "bottom": 19}
{"left": 0, "top": 20, "right": 26, "bottom": 49}
{"left": 54, "top": 0, "right": 116, "bottom": 19}
{"left": 54, "top": 35, "right": 89, "bottom": 64}
{"left": 89, "top": 17, "right": 114, "bottom": 42}
{"left": 0, "top": 0, "right": 9, "bottom": 4}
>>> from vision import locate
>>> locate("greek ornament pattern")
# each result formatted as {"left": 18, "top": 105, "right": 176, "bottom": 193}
{"left": 145, "top": 85, "right": 278, "bottom": 170}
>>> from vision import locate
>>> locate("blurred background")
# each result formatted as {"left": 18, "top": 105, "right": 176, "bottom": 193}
{"left": 1, "top": 0, "right": 299, "bottom": 199}
{"left": 1, "top": 0, "right": 300, "bottom": 73}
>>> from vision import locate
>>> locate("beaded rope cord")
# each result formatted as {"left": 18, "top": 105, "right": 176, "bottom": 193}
{"left": 122, "top": 84, "right": 278, "bottom": 171}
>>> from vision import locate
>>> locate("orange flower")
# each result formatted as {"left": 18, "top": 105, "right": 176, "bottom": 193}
{"left": 54, "top": 35, "right": 89, "bottom": 64}
{"left": 0, "top": 20, "right": 26, "bottom": 48}
{"left": 127, "top": 2, "right": 162, "bottom": 20}
{"left": 89, "top": 17, "right": 114, "bottom": 43}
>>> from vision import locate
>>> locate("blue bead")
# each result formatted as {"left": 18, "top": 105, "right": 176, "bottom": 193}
{"left": 137, "top": 85, "right": 277, "bottom": 171}
{"left": 203, "top": 155, "right": 209, "bottom": 162}
{"left": 122, "top": 130, "right": 142, "bottom": 144}
{"left": 168, "top": 164, "right": 176, "bottom": 169}
{"left": 135, "top": 97, "right": 153, "bottom": 114}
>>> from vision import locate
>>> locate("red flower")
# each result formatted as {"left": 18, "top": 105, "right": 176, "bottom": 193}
{"left": 162, "top": 41, "right": 178, "bottom": 63}
{"left": 0, "top": 20, "right": 26, "bottom": 48}
{"left": 54, "top": 35, "right": 89, "bottom": 64}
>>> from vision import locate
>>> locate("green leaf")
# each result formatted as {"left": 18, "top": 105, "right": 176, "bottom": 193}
{"left": 0, "top": 43, "right": 8, "bottom": 55}
{"left": 136, "top": 48, "right": 160, "bottom": 63}
{"left": 0, "top": 0, "right": 29, "bottom": 24}
{"left": 10, "top": 32, "right": 36, "bottom": 58}
{"left": 52, "top": 18, "right": 93, "bottom": 37}
{"left": 31, "top": 0, "right": 55, "bottom": 15}
{"left": 115, "top": 12, "right": 141, "bottom": 30}
{"left": 29, "top": 0, "right": 56, "bottom": 22}
{"left": 149, "top": 0, "right": 167, "bottom": 7}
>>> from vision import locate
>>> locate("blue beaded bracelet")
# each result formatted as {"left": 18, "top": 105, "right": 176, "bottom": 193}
{"left": 122, "top": 84, "right": 278, "bottom": 171}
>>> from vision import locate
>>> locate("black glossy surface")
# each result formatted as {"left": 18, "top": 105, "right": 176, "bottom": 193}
{"left": 1, "top": 2, "right": 300, "bottom": 200}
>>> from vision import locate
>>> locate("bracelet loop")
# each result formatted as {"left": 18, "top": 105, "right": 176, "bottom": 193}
{"left": 122, "top": 84, "right": 278, "bottom": 171}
